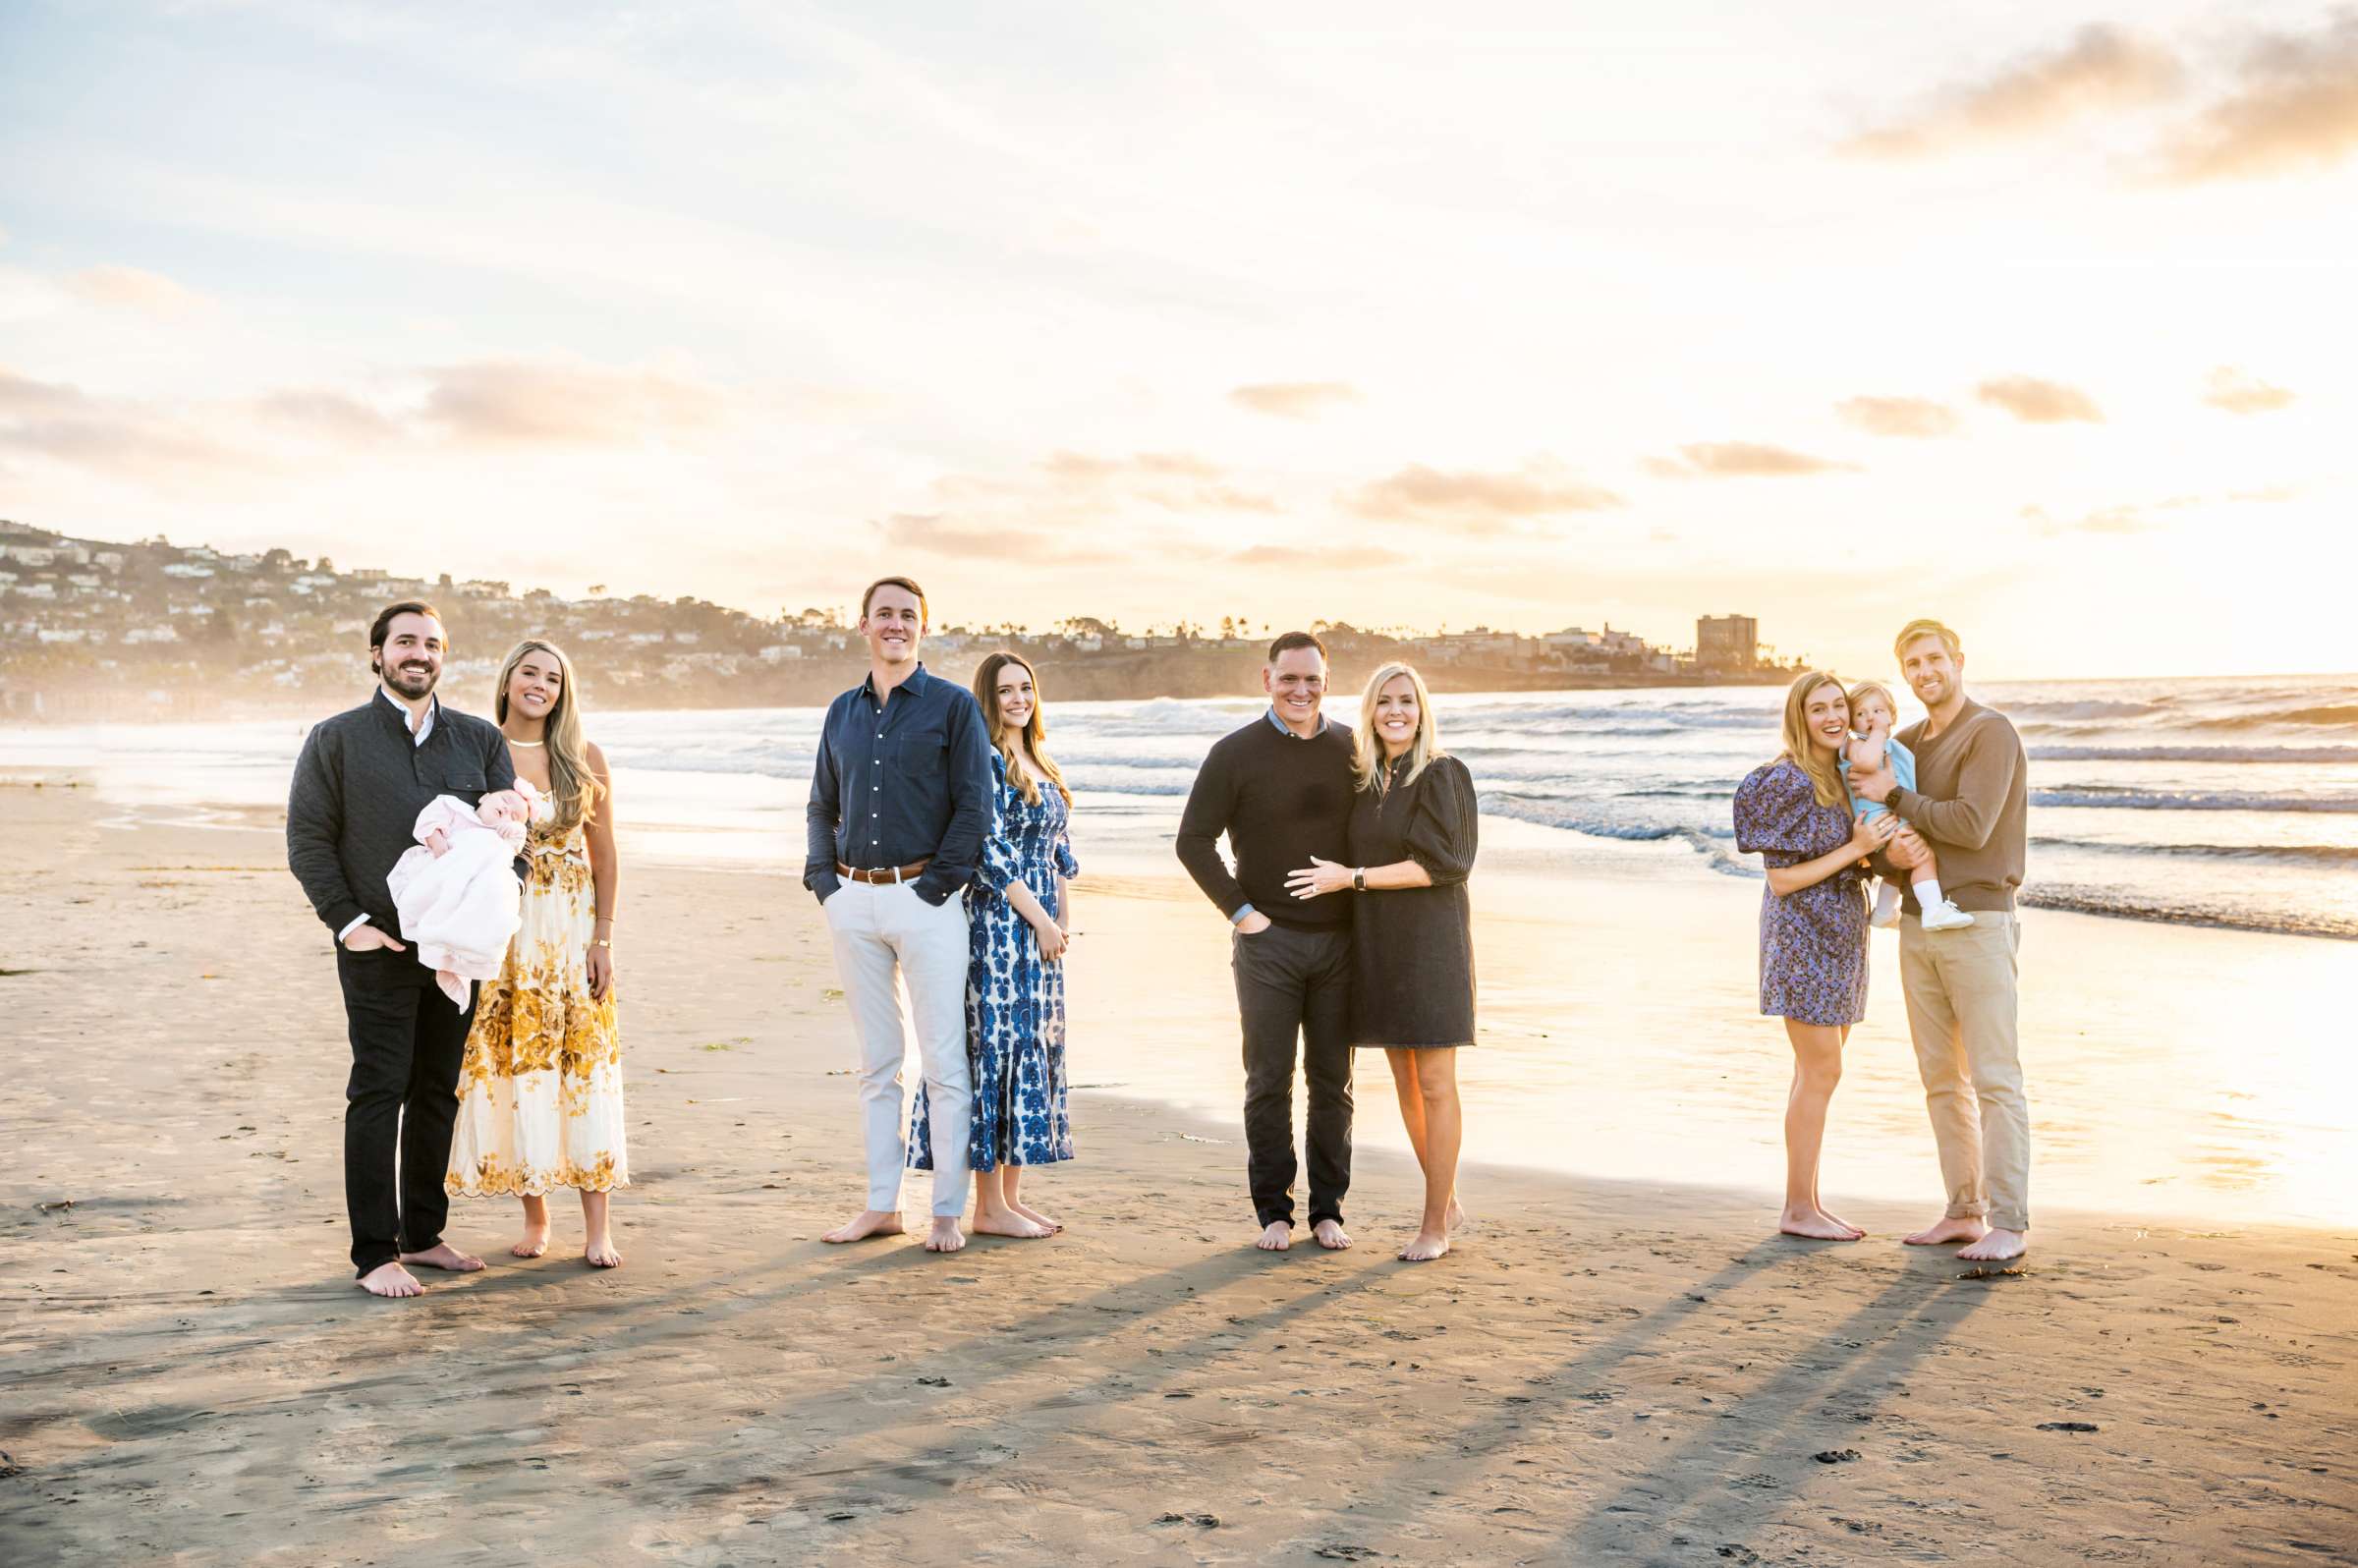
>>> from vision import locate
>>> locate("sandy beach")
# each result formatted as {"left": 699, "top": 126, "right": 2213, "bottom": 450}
{"left": 3, "top": 772, "right": 2356, "bottom": 1566}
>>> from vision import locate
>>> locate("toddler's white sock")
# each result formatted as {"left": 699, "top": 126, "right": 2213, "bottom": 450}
{"left": 1914, "top": 874, "right": 1944, "bottom": 908}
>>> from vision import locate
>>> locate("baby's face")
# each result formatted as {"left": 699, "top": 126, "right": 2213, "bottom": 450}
{"left": 1853, "top": 696, "right": 1893, "bottom": 736}
{"left": 480, "top": 790, "right": 528, "bottom": 824}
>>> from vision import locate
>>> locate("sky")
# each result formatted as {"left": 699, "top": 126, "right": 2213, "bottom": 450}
{"left": 3, "top": 1, "right": 2355, "bottom": 679}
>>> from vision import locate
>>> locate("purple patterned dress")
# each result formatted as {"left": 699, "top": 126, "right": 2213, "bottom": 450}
{"left": 1732, "top": 758, "right": 1869, "bottom": 1027}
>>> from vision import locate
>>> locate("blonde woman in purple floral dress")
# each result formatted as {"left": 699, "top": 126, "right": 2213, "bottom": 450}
{"left": 1733, "top": 671, "right": 1894, "bottom": 1244}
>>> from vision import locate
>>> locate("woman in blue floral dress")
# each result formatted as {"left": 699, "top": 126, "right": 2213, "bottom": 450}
{"left": 1732, "top": 671, "right": 1893, "bottom": 1244}
{"left": 910, "top": 651, "right": 1078, "bottom": 1239}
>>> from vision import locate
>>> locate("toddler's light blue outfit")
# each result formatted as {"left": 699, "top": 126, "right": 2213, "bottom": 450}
{"left": 1839, "top": 736, "right": 1914, "bottom": 822}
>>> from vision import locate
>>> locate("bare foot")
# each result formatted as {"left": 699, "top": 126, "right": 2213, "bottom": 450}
{"left": 1446, "top": 1196, "right": 1468, "bottom": 1231}
{"left": 1313, "top": 1218, "right": 1352, "bottom": 1251}
{"left": 584, "top": 1237, "right": 622, "bottom": 1268}
{"left": 972, "top": 1207, "right": 1051, "bottom": 1240}
{"left": 1398, "top": 1229, "right": 1449, "bottom": 1262}
{"left": 821, "top": 1208, "right": 905, "bottom": 1245}
{"left": 510, "top": 1225, "right": 550, "bottom": 1259}
{"left": 1255, "top": 1221, "right": 1292, "bottom": 1252}
{"left": 358, "top": 1261, "right": 423, "bottom": 1298}
{"left": 1779, "top": 1206, "right": 1864, "bottom": 1242}
{"left": 1957, "top": 1227, "right": 2027, "bottom": 1263}
{"left": 400, "top": 1242, "right": 485, "bottom": 1273}
{"left": 1009, "top": 1198, "right": 1064, "bottom": 1232}
{"left": 1903, "top": 1214, "right": 1989, "bottom": 1247}
{"left": 925, "top": 1216, "right": 967, "bottom": 1254}
{"left": 1820, "top": 1207, "right": 1866, "bottom": 1239}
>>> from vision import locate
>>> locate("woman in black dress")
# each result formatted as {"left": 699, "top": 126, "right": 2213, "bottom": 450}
{"left": 1287, "top": 661, "right": 1477, "bottom": 1261}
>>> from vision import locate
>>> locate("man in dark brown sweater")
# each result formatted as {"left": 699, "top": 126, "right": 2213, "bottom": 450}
{"left": 1853, "top": 617, "right": 2031, "bottom": 1265}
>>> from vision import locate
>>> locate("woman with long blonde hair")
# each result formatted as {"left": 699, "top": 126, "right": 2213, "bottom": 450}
{"left": 1730, "top": 670, "right": 1892, "bottom": 1243}
{"left": 1286, "top": 661, "right": 1478, "bottom": 1262}
{"left": 908, "top": 649, "right": 1080, "bottom": 1239}
{"left": 445, "top": 638, "right": 629, "bottom": 1267}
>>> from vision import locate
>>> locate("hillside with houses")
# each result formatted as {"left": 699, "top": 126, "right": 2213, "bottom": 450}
{"left": 0, "top": 519, "right": 1791, "bottom": 721}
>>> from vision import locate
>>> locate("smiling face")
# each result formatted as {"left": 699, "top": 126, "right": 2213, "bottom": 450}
{"left": 1802, "top": 680, "right": 1851, "bottom": 757}
{"left": 1373, "top": 672, "right": 1420, "bottom": 755}
{"left": 506, "top": 646, "right": 564, "bottom": 726}
{"left": 372, "top": 611, "right": 445, "bottom": 700}
{"left": 1263, "top": 645, "right": 1327, "bottom": 733}
{"left": 861, "top": 583, "right": 925, "bottom": 666}
{"left": 1899, "top": 634, "right": 1962, "bottom": 709}
{"left": 994, "top": 665, "right": 1036, "bottom": 734}
{"left": 1850, "top": 689, "right": 1894, "bottom": 738}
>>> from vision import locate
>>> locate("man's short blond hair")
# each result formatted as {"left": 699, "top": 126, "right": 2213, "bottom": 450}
{"left": 1893, "top": 618, "right": 1962, "bottom": 661}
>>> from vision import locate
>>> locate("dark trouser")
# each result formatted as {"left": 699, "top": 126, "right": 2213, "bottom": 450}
{"left": 1231, "top": 923, "right": 1354, "bottom": 1229}
{"left": 336, "top": 946, "right": 475, "bottom": 1277}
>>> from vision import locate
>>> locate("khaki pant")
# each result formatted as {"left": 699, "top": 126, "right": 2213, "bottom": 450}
{"left": 1898, "top": 910, "right": 2030, "bottom": 1233}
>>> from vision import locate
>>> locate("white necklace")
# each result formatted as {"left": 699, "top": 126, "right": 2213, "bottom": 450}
{"left": 508, "top": 738, "right": 545, "bottom": 748}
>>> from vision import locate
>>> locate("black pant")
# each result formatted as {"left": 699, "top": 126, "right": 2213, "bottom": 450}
{"left": 336, "top": 946, "right": 475, "bottom": 1276}
{"left": 1231, "top": 923, "right": 1354, "bottom": 1229}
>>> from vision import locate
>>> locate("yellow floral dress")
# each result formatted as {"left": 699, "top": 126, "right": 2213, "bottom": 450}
{"left": 446, "top": 782, "right": 628, "bottom": 1196}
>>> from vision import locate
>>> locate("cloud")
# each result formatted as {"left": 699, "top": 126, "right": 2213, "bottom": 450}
{"left": 1843, "top": 25, "right": 2185, "bottom": 159}
{"left": 2154, "top": 11, "right": 2358, "bottom": 182}
{"left": 1975, "top": 375, "right": 2104, "bottom": 424}
{"left": 421, "top": 361, "right": 728, "bottom": 447}
{"left": 2202, "top": 365, "right": 2296, "bottom": 414}
{"left": 2023, "top": 503, "right": 2158, "bottom": 538}
{"left": 1228, "top": 381, "right": 1362, "bottom": 420}
{"left": 1040, "top": 450, "right": 1224, "bottom": 483}
{"left": 0, "top": 366, "right": 250, "bottom": 481}
{"left": 1232, "top": 543, "right": 1410, "bottom": 569}
{"left": 875, "top": 510, "right": 1129, "bottom": 568}
{"left": 1644, "top": 442, "right": 1860, "bottom": 478}
{"left": 1834, "top": 395, "right": 1961, "bottom": 438}
{"left": 1343, "top": 462, "right": 1623, "bottom": 529}
{"left": 254, "top": 389, "right": 406, "bottom": 445}
{"left": 61, "top": 264, "right": 205, "bottom": 316}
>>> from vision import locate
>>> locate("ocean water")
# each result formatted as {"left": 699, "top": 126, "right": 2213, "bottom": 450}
{"left": 8, "top": 675, "right": 2355, "bottom": 940}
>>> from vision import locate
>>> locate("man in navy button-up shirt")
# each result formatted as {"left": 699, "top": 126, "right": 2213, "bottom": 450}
{"left": 806, "top": 576, "right": 993, "bottom": 1254}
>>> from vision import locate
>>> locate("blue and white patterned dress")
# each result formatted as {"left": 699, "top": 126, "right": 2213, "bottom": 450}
{"left": 911, "top": 753, "right": 1079, "bottom": 1172}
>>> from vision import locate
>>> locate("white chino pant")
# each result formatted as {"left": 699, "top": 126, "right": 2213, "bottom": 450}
{"left": 824, "top": 879, "right": 974, "bottom": 1218}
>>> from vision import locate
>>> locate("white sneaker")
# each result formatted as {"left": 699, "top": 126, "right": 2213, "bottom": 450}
{"left": 1920, "top": 899, "right": 1976, "bottom": 931}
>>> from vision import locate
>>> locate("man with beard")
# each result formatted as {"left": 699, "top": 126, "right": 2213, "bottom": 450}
{"left": 1852, "top": 617, "right": 2033, "bottom": 1266}
{"left": 288, "top": 601, "right": 518, "bottom": 1297}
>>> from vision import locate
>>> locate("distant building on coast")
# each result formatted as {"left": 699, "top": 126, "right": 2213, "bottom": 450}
{"left": 1695, "top": 614, "right": 1759, "bottom": 671}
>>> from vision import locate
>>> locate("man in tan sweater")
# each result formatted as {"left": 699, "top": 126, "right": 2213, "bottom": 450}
{"left": 1853, "top": 618, "right": 2031, "bottom": 1265}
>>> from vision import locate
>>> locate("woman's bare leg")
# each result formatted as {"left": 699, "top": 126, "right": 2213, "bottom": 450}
{"left": 1781, "top": 1021, "right": 1862, "bottom": 1240}
{"left": 972, "top": 1164, "right": 1048, "bottom": 1239}
{"left": 1386, "top": 1047, "right": 1465, "bottom": 1229}
{"left": 581, "top": 1189, "right": 620, "bottom": 1267}
{"left": 1401, "top": 1049, "right": 1463, "bottom": 1261}
{"left": 1004, "top": 1164, "right": 1062, "bottom": 1232}
{"left": 512, "top": 1194, "right": 550, "bottom": 1258}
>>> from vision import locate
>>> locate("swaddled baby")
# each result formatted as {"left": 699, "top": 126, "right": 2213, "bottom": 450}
{"left": 385, "top": 789, "right": 532, "bottom": 1009}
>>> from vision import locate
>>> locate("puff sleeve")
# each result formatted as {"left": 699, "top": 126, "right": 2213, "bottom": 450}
{"left": 976, "top": 754, "right": 1022, "bottom": 895}
{"left": 1403, "top": 756, "right": 1479, "bottom": 886}
{"left": 1733, "top": 759, "right": 1828, "bottom": 862}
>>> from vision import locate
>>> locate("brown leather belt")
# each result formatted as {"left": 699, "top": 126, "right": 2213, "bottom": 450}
{"left": 837, "top": 859, "right": 930, "bottom": 885}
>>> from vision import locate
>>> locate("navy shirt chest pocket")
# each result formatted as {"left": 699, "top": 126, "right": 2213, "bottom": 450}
{"left": 899, "top": 725, "right": 949, "bottom": 777}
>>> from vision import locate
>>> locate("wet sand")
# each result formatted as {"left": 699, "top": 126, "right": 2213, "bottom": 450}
{"left": 2, "top": 773, "right": 2354, "bottom": 1565}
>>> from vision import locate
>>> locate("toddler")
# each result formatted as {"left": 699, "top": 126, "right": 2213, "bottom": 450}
{"left": 1842, "top": 683, "right": 1974, "bottom": 932}
{"left": 385, "top": 789, "right": 532, "bottom": 1007}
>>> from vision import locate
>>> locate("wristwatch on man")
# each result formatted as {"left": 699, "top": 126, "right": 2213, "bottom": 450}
{"left": 1352, "top": 867, "right": 1368, "bottom": 892}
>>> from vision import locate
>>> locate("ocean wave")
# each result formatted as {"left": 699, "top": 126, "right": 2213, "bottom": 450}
{"left": 2030, "top": 787, "right": 2358, "bottom": 813}
{"left": 2030, "top": 745, "right": 2358, "bottom": 763}
{"left": 2031, "top": 837, "right": 2358, "bottom": 867}
{"left": 2020, "top": 884, "right": 2358, "bottom": 942}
